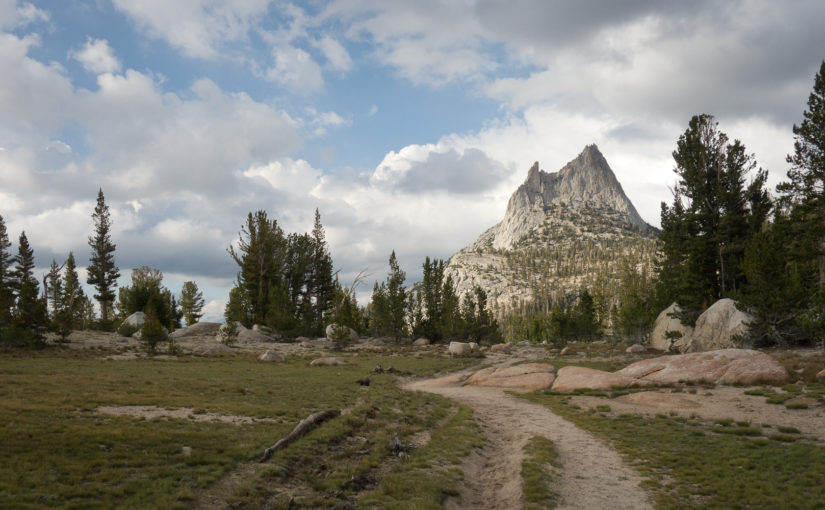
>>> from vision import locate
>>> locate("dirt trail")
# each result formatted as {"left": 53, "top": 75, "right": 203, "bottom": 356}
{"left": 405, "top": 369, "right": 652, "bottom": 510}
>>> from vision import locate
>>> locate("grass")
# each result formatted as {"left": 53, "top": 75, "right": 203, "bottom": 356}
{"left": 521, "top": 435, "right": 560, "bottom": 509}
{"left": 0, "top": 351, "right": 479, "bottom": 508}
{"left": 520, "top": 392, "right": 825, "bottom": 509}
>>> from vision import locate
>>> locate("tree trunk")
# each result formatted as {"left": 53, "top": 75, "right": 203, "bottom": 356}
{"left": 256, "top": 409, "right": 340, "bottom": 462}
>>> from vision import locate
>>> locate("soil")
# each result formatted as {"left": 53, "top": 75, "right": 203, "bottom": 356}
{"left": 405, "top": 368, "right": 653, "bottom": 510}
{"left": 95, "top": 405, "right": 283, "bottom": 425}
{"left": 571, "top": 386, "right": 825, "bottom": 441}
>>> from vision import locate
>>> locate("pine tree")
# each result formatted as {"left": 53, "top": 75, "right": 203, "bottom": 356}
{"left": 386, "top": 251, "right": 407, "bottom": 340}
{"left": 62, "top": 252, "right": 86, "bottom": 328}
{"left": 779, "top": 60, "right": 825, "bottom": 288}
{"left": 87, "top": 189, "right": 120, "bottom": 322}
{"left": 180, "top": 281, "right": 205, "bottom": 326}
{"left": 310, "top": 209, "right": 334, "bottom": 336}
{"left": 11, "top": 232, "right": 46, "bottom": 328}
{"left": 658, "top": 114, "right": 768, "bottom": 321}
{"left": 45, "top": 259, "right": 64, "bottom": 319}
{"left": 0, "top": 214, "right": 12, "bottom": 328}
{"left": 229, "top": 211, "right": 286, "bottom": 326}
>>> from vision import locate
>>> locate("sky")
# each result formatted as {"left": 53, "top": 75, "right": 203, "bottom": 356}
{"left": 1, "top": 0, "right": 824, "bottom": 321}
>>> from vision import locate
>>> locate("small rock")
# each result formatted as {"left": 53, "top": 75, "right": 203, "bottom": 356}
{"left": 181, "top": 446, "right": 192, "bottom": 457}
{"left": 560, "top": 346, "right": 575, "bottom": 356}
{"left": 310, "top": 356, "right": 349, "bottom": 366}
{"left": 489, "top": 343, "right": 511, "bottom": 354}
{"left": 816, "top": 368, "right": 825, "bottom": 381}
{"left": 626, "top": 343, "right": 646, "bottom": 354}
{"left": 412, "top": 338, "right": 430, "bottom": 346}
{"left": 257, "top": 350, "right": 285, "bottom": 362}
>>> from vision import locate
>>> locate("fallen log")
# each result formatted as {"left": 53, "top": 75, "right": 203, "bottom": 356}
{"left": 256, "top": 409, "right": 341, "bottom": 462}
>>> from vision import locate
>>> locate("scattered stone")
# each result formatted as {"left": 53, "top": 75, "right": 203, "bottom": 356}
{"left": 560, "top": 346, "right": 575, "bottom": 356}
{"left": 626, "top": 343, "right": 646, "bottom": 354}
{"left": 550, "top": 366, "right": 649, "bottom": 393}
{"left": 817, "top": 368, "right": 825, "bottom": 381}
{"left": 413, "top": 338, "right": 430, "bottom": 346}
{"left": 466, "top": 363, "right": 556, "bottom": 390}
{"left": 257, "top": 350, "right": 285, "bottom": 362}
{"left": 181, "top": 446, "right": 192, "bottom": 457}
{"left": 448, "top": 341, "right": 473, "bottom": 356}
{"left": 170, "top": 321, "right": 221, "bottom": 339}
{"left": 517, "top": 340, "right": 531, "bottom": 347}
{"left": 489, "top": 343, "right": 511, "bottom": 354}
{"left": 684, "top": 299, "right": 751, "bottom": 352}
{"left": 650, "top": 303, "right": 693, "bottom": 352}
{"left": 310, "top": 356, "right": 349, "bottom": 366}
{"left": 356, "top": 377, "right": 371, "bottom": 386}
{"left": 116, "top": 337, "right": 130, "bottom": 343}
{"left": 469, "top": 342, "right": 479, "bottom": 351}
{"left": 616, "top": 349, "right": 787, "bottom": 385}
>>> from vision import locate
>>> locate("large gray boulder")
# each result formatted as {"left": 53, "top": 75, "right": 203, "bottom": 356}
{"left": 684, "top": 299, "right": 751, "bottom": 352}
{"left": 650, "top": 303, "right": 693, "bottom": 352}
{"left": 448, "top": 341, "right": 473, "bottom": 356}
{"left": 325, "top": 323, "right": 359, "bottom": 342}
{"left": 123, "top": 311, "right": 145, "bottom": 328}
{"left": 215, "top": 322, "right": 272, "bottom": 344}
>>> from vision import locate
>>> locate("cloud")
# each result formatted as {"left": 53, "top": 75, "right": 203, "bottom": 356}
{"left": 373, "top": 146, "right": 508, "bottom": 195}
{"left": 71, "top": 38, "right": 121, "bottom": 74}
{"left": 265, "top": 44, "right": 324, "bottom": 93}
{"left": 0, "top": 0, "right": 49, "bottom": 29}
{"left": 314, "top": 36, "right": 352, "bottom": 73}
{"left": 112, "top": 0, "right": 270, "bottom": 59}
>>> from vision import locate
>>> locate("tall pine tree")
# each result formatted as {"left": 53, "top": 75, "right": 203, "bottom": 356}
{"left": 657, "top": 114, "right": 769, "bottom": 321}
{"left": 180, "top": 281, "right": 205, "bottom": 326}
{"left": 0, "top": 215, "right": 12, "bottom": 328}
{"left": 61, "top": 252, "right": 87, "bottom": 329}
{"left": 11, "top": 232, "right": 46, "bottom": 328}
{"left": 386, "top": 250, "right": 407, "bottom": 340}
{"left": 87, "top": 189, "right": 120, "bottom": 322}
{"left": 779, "top": 60, "right": 825, "bottom": 288}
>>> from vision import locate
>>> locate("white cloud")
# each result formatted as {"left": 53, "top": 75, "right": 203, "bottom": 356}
{"left": 243, "top": 158, "right": 321, "bottom": 196}
{"left": 368, "top": 104, "right": 378, "bottom": 116}
{"left": 266, "top": 44, "right": 324, "bottom": 93}
{"left": 71, "top": 38, "right": 121, "bottom": 74}
{"left": 112, "top": 0, "right": 270, "bottom": 59}
{"left": 314, "top": 36, "right": 352, "bottom": 73}
{"left": 0, "top": 0, "right": 49, "bottom": 29}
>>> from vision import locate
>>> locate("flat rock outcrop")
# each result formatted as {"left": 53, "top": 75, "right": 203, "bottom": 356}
{"left": 466, "top": 363, "right": 555, "bottom": 390}
{"left": 685, "top": 298, "right": 751, "bottom": 352}
{"left": 551, "top": 366, "right": 649, "bottom": 393}
{"left": 171, "top": 321, "right": 221, "bottom": 338}
{"left": 650, "top": 303, "right": 693, "bottom": 352}
{"left": 616, "top": 349, "right": 787, "bottom": 385}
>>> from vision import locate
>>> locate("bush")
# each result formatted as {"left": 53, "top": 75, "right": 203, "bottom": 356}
{"left": 140, "top": 315, "right": 168, "bottom": 354}
{"left": 117, "top": 321, "right": 140, "bottom": 338}
{"left": 218, "top": 321, "right": 239, "bottom": 346}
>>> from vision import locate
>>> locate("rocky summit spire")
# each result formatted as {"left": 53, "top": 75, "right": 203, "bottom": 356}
{"left": 471, "top": 144, "right": 651, "bottom": 251}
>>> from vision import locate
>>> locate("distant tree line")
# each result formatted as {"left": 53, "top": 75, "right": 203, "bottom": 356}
{"left": 0, "top": 189, "right": 206, "bottom": 351}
